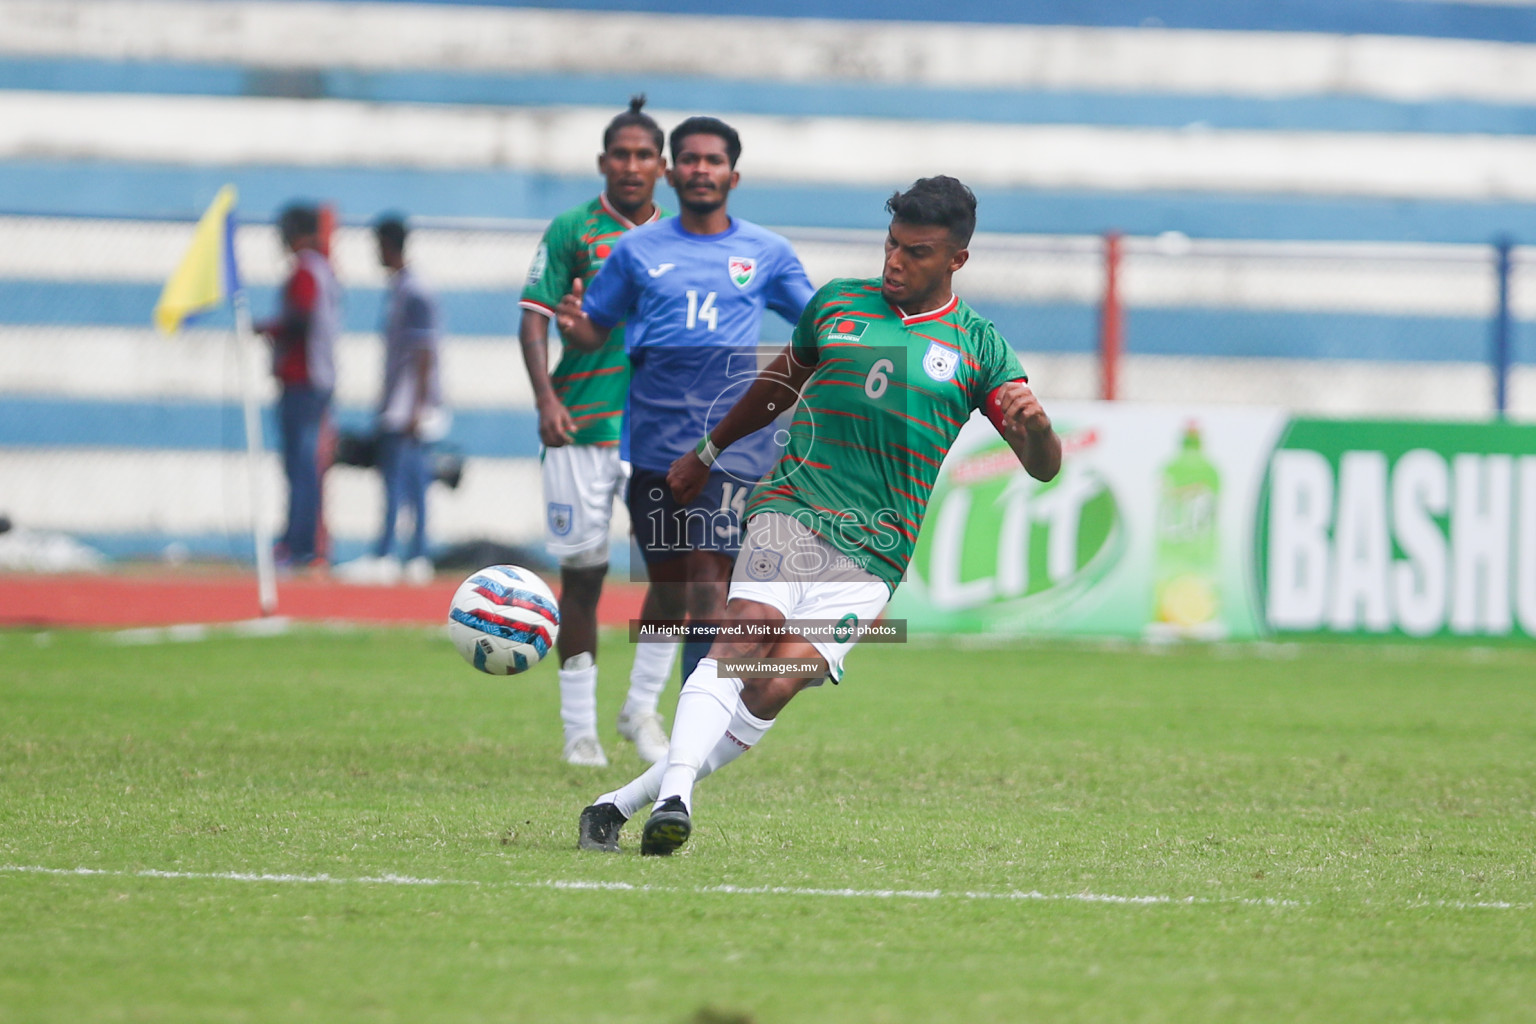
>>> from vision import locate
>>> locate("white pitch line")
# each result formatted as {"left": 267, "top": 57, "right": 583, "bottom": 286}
{"left": 108, "top": 617, "right": 295, "bottom": 646}
{"left": 8, "top": 864, "right": 1530, "bottom": 911}
{"left": 0, "top": 863, "right": 1298, "bottom": 905}
{"left": 6, "top": 863, "right": 1482, "bottom": 911}
{"left": 1407, "top": 899, "right": 1536, "bottom": 910}
{"left": 1, "top": 864, "right": 468, "bottom": 886}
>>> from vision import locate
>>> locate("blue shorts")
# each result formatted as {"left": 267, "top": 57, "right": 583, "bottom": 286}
{"left": 627, "top": 467, "right": 749, "bottom": 565}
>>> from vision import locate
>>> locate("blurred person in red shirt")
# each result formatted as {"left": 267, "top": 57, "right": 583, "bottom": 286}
{"left": 257, "top": 203, "right": 342, "bottom": 568}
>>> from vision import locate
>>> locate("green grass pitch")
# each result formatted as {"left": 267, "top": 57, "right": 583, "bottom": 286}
{"left": 2, "top": 625, "right": 1534, "bottom": 1023}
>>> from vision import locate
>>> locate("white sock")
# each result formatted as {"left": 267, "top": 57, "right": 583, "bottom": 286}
{"left": 599, "top": 760, "right": 667, "bottom": 820}
{"left": 598, "top": 697, "right": 775, "bottom": 820}
{"left": 558, "top": 652, "right": 598, "bottom": 743}
{"left": 622, "top": 641, "right": 678, "bottom": 719}
{"left": 719, "top": 699, "right": 774, "bottom": 763}
{"left": 656, "top": 658, "right": 739, "bottom": 812}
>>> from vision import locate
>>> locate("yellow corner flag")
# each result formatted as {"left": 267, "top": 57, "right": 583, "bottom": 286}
{"left": 154, "top": 185, "right": 241, "bottom": 335}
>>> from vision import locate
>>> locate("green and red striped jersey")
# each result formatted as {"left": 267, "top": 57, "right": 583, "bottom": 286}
{"left": 746, "top": 277, "right": 1027, "bottom": 590}
{"left": 519, "top": 194, "right": 664, "bottom": 447}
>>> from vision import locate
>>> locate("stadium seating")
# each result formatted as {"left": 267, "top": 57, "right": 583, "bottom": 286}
{"left": 1, "top": 0, "right": 1532, "bottom": 561}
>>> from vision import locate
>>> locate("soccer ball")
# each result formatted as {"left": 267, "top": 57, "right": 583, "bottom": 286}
{"left": 447, "top": 565, "right": 561, "bottom": 676}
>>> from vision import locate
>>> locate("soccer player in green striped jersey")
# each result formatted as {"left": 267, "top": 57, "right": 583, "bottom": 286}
{"left": 519, "top": 97, "right": 677, "bottom": 769}
{"left": 577, "top": 176, "right": 1062, "bottom": 855}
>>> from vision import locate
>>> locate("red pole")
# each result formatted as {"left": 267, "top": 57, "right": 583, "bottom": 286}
{"left": 317, "top": 202, "right": 337, "bottom": 258}
{"left": 1099, "top": 231, "right": 1123, "bottom": 401}
{"left": 314, "top": 202, "right": 338, "bottom": 563}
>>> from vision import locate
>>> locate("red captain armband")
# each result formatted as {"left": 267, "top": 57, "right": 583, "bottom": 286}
{"left": 983, "top": 378, "right": 1028, "bottom": 433}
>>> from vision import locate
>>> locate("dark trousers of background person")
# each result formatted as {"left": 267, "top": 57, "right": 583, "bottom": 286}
{"left": 277, "top": 384, "right": 333, "bottom": 565}
{"left": 375, "top": 430, "right": 430, "bottom": 562}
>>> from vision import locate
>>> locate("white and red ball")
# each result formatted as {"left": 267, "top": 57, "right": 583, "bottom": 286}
{"left": 447, "top": 565, "right": 560, "bottom": 676}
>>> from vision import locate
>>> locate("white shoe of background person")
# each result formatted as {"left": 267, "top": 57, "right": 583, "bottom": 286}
{"left": 616, "top": 709, "right": 669, "bottom": 764}
{"left": 404, "top": 556, "right": 434, "bottom": 586}
{"left": 563, "top": 734, "right": 609, "bottom": 768}
{"left": 331, "top": 555, "right": 372, "bottom": 583}
{"left": 334, "top": 554, "right": 401, "bottom": 585}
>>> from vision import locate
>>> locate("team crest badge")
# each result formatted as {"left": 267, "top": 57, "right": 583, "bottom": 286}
{"left": 922, "top": 341, "right": 960, "bottom": 382}
{"left": 728, "top": 256, "right": 756, "bottom": 288}
{"left": 547, "top": 503, "right": 573, "bottom": 537}
{"left": 746, "top": 547, "right": 782, "bottom": 581}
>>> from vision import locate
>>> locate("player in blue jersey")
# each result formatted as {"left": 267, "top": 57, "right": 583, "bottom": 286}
{"left": 555, "top": 115, "right": 815, "bottom": 693}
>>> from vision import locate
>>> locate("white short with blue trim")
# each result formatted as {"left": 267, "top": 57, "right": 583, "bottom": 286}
{"left": 541, "top": 443, "right": 628, "bottom": 564}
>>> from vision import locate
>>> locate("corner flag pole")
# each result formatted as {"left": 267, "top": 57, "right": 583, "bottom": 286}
{"left": 154, "top": 185, "right": 276, "bottom": 616}
{"left": 232, "top": 289, "right": 278, "bottom": 616}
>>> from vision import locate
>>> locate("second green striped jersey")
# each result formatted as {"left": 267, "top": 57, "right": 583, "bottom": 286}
{"left": 746, "top": 278, "right": 1028, "bottom": 590}
{"left": 519, "top": 194, "right": 664, "bottom": 446}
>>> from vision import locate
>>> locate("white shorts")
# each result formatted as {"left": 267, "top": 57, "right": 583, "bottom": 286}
{"left": 727, "top": 512, "right": 890, "bottom": 683}
{"left": 541, "top": 443, "right": 629, "bottom": 564}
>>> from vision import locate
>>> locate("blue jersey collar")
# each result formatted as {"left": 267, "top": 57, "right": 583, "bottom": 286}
{"left": 670, "top": 216, "right": 738, "bottom": 241}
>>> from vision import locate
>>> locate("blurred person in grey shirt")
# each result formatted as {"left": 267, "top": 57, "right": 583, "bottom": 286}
{"left": 340, "top": 214, "right": 444, "bottom": 585}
